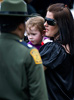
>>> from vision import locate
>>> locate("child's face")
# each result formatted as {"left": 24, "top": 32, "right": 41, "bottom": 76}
{"left": 27, "top": 27, "right": 44, "bottom": 45}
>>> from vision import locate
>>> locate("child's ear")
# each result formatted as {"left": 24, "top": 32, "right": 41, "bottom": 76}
{"left": 42, "top": 30, "right": 46, "bottom": 37}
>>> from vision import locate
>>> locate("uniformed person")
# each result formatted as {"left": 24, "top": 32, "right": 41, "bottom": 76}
{"left": 0, "top": 0, "right": 48, "bottom": 100}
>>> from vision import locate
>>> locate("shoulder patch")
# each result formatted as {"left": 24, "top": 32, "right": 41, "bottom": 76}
{"left": 16, "top": 40, "right": 32, "bottom": 49}
{"left": 30, "top": 48, "right": 42, "bottom": 64}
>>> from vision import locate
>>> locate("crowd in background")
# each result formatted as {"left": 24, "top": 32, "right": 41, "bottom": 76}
{"left": 24, "top": 0, "right": 74, "bottom": 17}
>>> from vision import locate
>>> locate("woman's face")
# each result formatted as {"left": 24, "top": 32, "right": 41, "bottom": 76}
{"left": 44, "top": 11, "right": 59, "bottom": 38}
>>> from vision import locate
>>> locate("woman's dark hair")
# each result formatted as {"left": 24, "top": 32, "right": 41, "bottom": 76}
{"left": 47, "top": 3, "right": 74, "bottom": 55}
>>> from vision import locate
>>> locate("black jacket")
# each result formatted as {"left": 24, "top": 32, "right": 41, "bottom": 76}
{"left": 39, "top": 42, "right": 74, "bottom": 100}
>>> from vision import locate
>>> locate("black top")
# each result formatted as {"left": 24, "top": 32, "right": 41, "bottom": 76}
{"left": 39, "top": 42, "right": 74, "bottom": 100}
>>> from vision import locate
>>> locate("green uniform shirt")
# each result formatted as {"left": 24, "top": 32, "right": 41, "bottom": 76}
{"left": 0, "top": 33, "right": 48, "bottom": 100}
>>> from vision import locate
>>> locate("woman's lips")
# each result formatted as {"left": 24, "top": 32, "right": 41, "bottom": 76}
{"left": 45, "top": 28, "right": 49, "bottom": 32}
{"left": 45, "top": 29, "right": 49, "bottom": 32}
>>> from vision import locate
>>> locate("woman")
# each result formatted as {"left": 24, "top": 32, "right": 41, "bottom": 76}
{"left": 39, "top": 3, "right": 74, "bottom": 100}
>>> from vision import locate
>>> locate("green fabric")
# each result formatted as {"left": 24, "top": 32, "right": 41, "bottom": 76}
{"left": 1, "top": 0, "right": 27, "bottom": 12}
{"left": 0, "top": 33, "right": 48, "bottom": 100}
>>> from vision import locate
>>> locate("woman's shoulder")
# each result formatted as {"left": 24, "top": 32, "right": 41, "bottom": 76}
{"left": 40, "top": 42, "right": 66, "bottom": 55}
{"left": 39, "top": 42, "right": 67, "bottom": 68}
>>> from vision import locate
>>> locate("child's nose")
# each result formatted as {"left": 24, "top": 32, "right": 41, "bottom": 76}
{"left": 29, "top": 34, "right": 33, "bottom": 38}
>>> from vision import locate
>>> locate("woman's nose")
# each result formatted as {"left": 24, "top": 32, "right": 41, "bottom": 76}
{"left": 44, "top": 21, "right": 48, "bottom": 26}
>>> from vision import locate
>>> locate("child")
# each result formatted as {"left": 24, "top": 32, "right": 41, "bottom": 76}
{"left": 26, "top": 16, "right": 45, "bottom": 50}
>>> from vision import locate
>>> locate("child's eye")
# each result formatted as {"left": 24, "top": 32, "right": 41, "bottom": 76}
{"left": 27, "top": 33, "right": 30, "bottom": 35}
{"left": 32, "top": 33, "right": 36, "bottom": 35}
{"left": 32, "top": 34, "right": 35, "bottom": 35}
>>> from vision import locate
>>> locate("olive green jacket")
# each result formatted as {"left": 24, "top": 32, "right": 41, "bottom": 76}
{"left": 0, "top": 33, "right": 48, "bottom": 100}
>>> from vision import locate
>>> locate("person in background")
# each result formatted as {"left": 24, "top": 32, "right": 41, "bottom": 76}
{"left": 31, "top": 0, "right": 73, "bottom": 17}
{"left": 26, "top": 16, "right": 46, "bottom": 50}
{"left": 24, "top": 0, "right": 37, "bottom": 15}
{"left": 39, "top": 3, "right": 74, "bottom": 100}
{"left": 0, "top": 0, "right": 48, "bottom": 100}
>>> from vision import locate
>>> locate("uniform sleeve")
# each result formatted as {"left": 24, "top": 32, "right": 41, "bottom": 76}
{"left": 39, "top": 42, "right": 67, "bottom": 69}
{"left": 26, "top": 48, "right": 48, "bottom": 100}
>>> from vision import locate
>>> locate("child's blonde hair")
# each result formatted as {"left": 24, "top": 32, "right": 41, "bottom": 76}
{"left": 26, "top": 16, "right": 45, "bottom": 34}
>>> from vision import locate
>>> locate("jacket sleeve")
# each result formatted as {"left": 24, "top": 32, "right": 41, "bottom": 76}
{"left": 26, "top": 48, "right": 48, "bottom": 100}
{"left": 39, "top": 42, "right": 67, "bottom": 69}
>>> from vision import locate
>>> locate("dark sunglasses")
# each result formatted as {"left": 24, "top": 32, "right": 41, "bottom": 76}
{"left": 45, "top": 17, "right": 57, "bottom": 26}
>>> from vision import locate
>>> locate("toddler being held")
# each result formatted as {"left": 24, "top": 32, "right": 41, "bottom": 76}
{"left": 26, "top": 16, "right": 46, "bottom": 50}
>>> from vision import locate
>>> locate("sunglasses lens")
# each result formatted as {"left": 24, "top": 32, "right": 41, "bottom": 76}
{"left": 45, "top": 18, "right": 56, "bottom": 26}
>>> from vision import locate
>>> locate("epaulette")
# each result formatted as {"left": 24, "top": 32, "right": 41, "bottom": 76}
{"left": 16, "top": 40, "right": 33, "bottom": 49}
